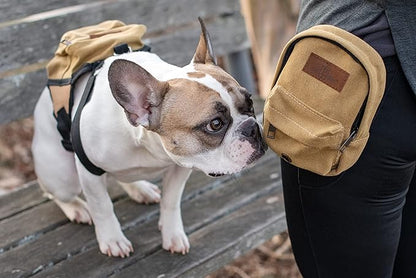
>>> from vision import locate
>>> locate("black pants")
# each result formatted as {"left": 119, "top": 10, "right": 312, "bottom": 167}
{"left": 282, "top": 55, "right": 416, "bottom": 278}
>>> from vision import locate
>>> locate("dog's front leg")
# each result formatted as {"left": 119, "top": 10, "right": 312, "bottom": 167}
{"left": 76, "top": 160, "right": 133, "bottom": 257}
{"left": 160, "top": 166, "right": 192, "bottom": 254}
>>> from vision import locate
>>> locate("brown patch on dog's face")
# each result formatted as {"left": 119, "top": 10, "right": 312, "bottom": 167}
{"left": 194, "top": 63, "right": 255, "bottom": 117}
{"left": 156, "top": 78, "right": 232, "bottom": 156}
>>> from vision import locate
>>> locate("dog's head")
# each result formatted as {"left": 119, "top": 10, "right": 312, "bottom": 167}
{"left": 108, "top": 18, "right": 267, "bottom": 176}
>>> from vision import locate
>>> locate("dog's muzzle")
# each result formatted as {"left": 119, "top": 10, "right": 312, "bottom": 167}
{"left": 237, "top": 118, "right": 268, "bottom": 153}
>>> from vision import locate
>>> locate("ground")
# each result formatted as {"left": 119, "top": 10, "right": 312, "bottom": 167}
{"left": 0, "top": 118, "right": 301, "bottom": 278}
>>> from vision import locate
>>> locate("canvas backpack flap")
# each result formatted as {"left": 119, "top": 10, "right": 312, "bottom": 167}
{"left": 263, "top": 25, "right": 386, "bottom": 176}
{"left": 47, "top": 20, "right": 147, "bottom": 116}
{"left": 47, "top": 20, "right": 146, "bottom": 81}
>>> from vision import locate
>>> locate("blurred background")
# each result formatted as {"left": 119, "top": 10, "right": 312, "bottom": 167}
{"left": 0, "top": 0, "right": 301, "bottom": 277}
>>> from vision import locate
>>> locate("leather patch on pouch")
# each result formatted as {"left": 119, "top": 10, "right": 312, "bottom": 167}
{"left": 302, "top": 52, "right": 349, "bottom": 92}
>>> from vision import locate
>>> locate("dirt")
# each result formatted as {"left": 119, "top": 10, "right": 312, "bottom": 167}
{"left": 0, "top": 118, "right": 301, "bottom": 278}
{"left": 0, "top": 118, "right": 36, "bottom": 195}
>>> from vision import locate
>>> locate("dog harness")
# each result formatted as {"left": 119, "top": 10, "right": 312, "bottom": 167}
{"left": 46, "top": 20, "right": 150, "bottom": 175}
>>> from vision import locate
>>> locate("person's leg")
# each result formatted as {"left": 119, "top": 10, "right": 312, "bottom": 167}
{"left": 282, "top": 160, "right": 320, "bottom": 278}
{"left": 282, "top": 55, "right": 416, "bottom": 278}
{"left": 391, "top": 62, "right": 416, "bottom": 277}
{"left": 393, "top": 171, "right": 416, "bottom": 278}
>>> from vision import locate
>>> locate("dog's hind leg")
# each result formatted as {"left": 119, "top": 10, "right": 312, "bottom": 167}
{"left": 32, "top": 88, "right": 91, "bottom": 225}
{"left": 117, "top": 180, "right": 161, "bottom": 204}
{"left": 38, "top": 179, "right": 92, "bottom": 225}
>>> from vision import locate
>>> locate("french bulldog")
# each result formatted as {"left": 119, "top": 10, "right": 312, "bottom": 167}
{"left": 31, "top": 19, "right": 267, "bottom": 257}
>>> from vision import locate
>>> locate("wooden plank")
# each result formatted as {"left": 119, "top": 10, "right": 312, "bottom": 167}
{"left": 0, "top": 0, "right": 241, "bottom": 73}
{"left": 0, "top": 13, "right": 248, "bottom": 124}
{"left": 3, "top": 154, "right": 280, "bottom": 278}
{"left": 0, "top": 0, "right": 87, "bottom": 22}
{"left": 114, "top": 192, "right": 286, "bottom": 278}
{"left": 0, "top": 178, "right": 125, "bottom": 222}
{"left": 146, "top": 13, "right": 250, "bottom": 67}
{"left": 0, "top": 180, "right": 126, "bottom": 253}
{"left": 0, "top": 70, "right": 46, "bottom": 124}
{"left": 0, "top": 200, "right": 68, "bottom": 253}
{"left": 0, "top": 181, "right": 46, "bottom": 221}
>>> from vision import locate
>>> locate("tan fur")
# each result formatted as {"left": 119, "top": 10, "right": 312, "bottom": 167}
{"left": 186, "top": 71, "right": 206, "bottom": 78}
{"left": 158, "top": 78, "right": 226, "bottom": 156}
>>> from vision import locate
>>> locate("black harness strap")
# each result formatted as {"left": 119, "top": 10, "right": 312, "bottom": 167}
{"left": 71, "top": 61, "right": 106, "bottom": 175}
{"left": 56, "top": 44, "right": 151, "bottom": 176}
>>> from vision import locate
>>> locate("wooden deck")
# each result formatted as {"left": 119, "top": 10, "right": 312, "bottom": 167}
{"left": 0, "top": 151, "right": 284, "bottom": 278}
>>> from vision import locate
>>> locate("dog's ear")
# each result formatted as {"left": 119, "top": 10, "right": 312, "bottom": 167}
{"left": 108, "top": 59, "right": 168, "bottom": 130}
{"left": 192, "top": 17, "right": 217, "bottom": 65}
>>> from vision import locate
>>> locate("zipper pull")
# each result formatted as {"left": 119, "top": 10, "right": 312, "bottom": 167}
{"left": 339, "top": 129, "right": 358, "bottom": 152}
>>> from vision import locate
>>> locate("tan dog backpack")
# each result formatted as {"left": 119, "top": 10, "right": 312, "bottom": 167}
{"left": 47, "top": 20, "right": 147, "bottom": 119}
{"left": 263, "top": 25, "right": 386, "bottom": 176}
{"left": 46, "top": 20, "right": 148, "bottom": 175}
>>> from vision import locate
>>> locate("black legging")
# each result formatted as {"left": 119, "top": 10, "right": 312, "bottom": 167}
{"left": 281, "top": 55, "right": 416, "bottom": 278}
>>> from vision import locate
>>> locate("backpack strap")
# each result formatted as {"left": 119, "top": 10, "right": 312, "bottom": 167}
{"left": 69, "top": 44, "right": 151, "bottom": 176}
{"left": 71, "top": 61, "right": 106, "bottom": 175}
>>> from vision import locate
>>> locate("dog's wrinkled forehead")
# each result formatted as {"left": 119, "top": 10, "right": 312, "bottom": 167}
{"left": 188, "top": 63, "right": 254, "bottom": 117}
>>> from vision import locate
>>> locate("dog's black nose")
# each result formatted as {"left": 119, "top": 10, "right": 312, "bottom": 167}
{"left": 238, "top": 118, "right": 268, "bottom": 151}
{"left": 240, "top": 119, "right": 263, "bottom": 143}
{"left": 241, "top": 119, "right": 260, "bottom": 138}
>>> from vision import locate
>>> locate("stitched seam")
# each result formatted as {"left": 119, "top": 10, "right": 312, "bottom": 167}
{"left": 278, "top": 85, "right": 342, "bottom": 126}
{"left": 268, "top": 104, "right": 344, "bottom": 141}
{"left": 270, "top": 106, "right": 319, "bottom": 138}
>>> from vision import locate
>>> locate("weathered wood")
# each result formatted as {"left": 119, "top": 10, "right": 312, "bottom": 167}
{"left": 0, "top": 200, "right": 68, "bottom": 253}
{"left": 0, "top": 0, "right": 87, "bottom": 22}
{"left": 0, "top": 0, "right": 240, "bottom": 73}
{"left": 0, "top": 178, "right": 126, "bottom": 222}
{"left": 0, "top": 153, "right": 282, "bottom": 278}
{"left": 0, "top": 181, "right": 46, "bottom": 221}
{"left": 0, "top": 181, "right": 126, "bottom": 254}
{"left": 0, "top": 13, "right": 248, "bottom": 125}
{"left": 115, "top": 192, "right": 286, "bottom": 278}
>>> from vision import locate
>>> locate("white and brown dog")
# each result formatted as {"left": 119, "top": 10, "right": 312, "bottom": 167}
{"left": 32, "top": 20, "right": 266, "bottom": 257}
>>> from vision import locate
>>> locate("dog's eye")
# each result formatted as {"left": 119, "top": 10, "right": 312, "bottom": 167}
{"left": 207, "top": 118, "right": 224, "bottom": 132}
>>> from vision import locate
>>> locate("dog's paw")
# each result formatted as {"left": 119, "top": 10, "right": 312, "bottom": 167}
{"left": 162, "top": 228, "right": 190, "bottom": 255}
{"left": 119, "top": 180, "right": 161, "bottom": 204}
{"left": 98, "top": 233, "right": 134, "bottom": 258}
{"left": 55, "top": 197, "right": 92, "bottom": 225}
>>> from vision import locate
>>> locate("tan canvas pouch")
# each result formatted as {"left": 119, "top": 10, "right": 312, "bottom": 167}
{"left": 263, "top": 25, "right": 386, "bottom": 176}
